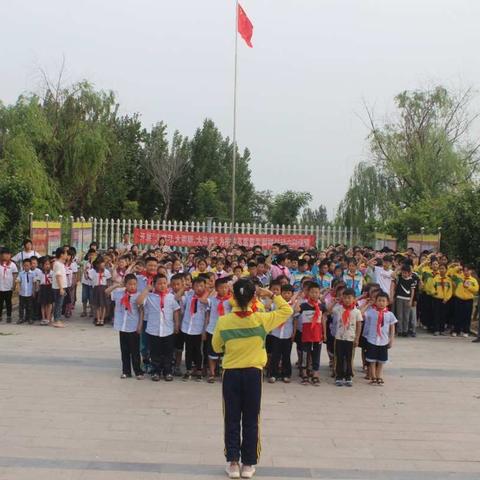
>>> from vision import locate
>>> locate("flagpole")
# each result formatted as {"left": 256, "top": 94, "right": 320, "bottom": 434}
{"left": 231, "top": 0, "right": 239, "bottom": 237}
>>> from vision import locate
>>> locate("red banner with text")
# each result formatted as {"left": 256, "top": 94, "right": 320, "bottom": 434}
{"left": 133, "top": 228, "right": 316, "bottom": 249}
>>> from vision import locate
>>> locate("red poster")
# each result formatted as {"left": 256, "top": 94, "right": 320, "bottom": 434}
{"left": 133, "top": 228, "right": 316, "bottom": 249}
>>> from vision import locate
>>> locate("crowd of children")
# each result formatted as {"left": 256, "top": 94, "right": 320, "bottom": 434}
{"left": 1, "top": 238, "right": 479, "bottom": 386}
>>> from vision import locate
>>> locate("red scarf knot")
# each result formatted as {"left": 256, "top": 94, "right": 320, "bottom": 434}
{"left": 190, "top": 296, "right": 198, "bottom": 315}
{"left": 216, "top": 294, "right": 232, "bottom": 316}
{"left": 341, "top": 303, "right": 355, "bottom": 328}
{"left": 374, "top": 306, "right": 387, "bottom": 337}
{"left": 121, "top": 289, "right": 137, "bottom": 312}
{"left": 307, "top": 298, "right": 321, "bottom": 324}
{"left": 154, "top": 289, "right": 167, "bottom": 309}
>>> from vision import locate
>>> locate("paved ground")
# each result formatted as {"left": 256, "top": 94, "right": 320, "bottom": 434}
{"left": 1, "top": 309, "right": 480, "bottom": 480}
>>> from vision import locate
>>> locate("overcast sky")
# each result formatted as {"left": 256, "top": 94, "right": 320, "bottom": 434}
{"left": 2, "top": 0, "right": 479, "bottom": 218}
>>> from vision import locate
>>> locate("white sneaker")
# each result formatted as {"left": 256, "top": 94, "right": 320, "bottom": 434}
{"left": 241, "top": 465, "right": 256, "bottom": 479}
{"left": 451, "top": 332, "right": 457, "bottom": 337}
{"left": 226, "top": 463, "right": 240, "bottom": 479}
{"left": 462, "top": 333, "right": 469, "bottom": 338}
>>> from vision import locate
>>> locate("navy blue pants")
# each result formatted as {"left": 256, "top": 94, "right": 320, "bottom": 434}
{"left": 223, "top": 368, "right": 262, "bottom": 465}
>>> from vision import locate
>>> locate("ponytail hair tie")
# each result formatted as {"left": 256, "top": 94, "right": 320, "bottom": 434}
{"left": 240, "top": 287, "right": 244, "bottom": 295}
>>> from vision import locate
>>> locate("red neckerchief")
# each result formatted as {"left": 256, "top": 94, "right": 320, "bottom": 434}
{"left": 216, "top": 293, "right": 232, "bottom": 316}
{"left": 2, "top": 261, "right": 10, "bottom": 277}
{"left": 190, "top": 296, "right": 198, "bottom": 315}
{"left": 44, "top": 273, "right": 51, "bottom": 285}
{"left": 121, "top": 289, "right": 137, "bottom": 312}
{"left": 374, "top": 306, "right": 387, "bottom": 337}
{"left": 307, "top": 298, "right": 321, "bottom": 324}
{"left": 98, "top": 270, "right": 104, "bottom": 286}
{"left": 341, "top": 303, "right": 355, "bottom": 328}
{"left": 117, "top": 268, "right": 126, "bottom": 279}
{"left": 251, "top": 299, "right": 259, "bottom": 313}
{"left": 235, "top": 311, "right": 253, "bottom": 318}
{"left": 154, "top": 289, "right": 167, "bottom": 309}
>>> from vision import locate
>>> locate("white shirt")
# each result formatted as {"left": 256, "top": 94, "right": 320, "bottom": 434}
{"left": 81, "top": 261, "right": 92, "bottom": 286}
{"left": 144, "top": 292, "right": 181, "bottom": 337}
{"left": 89, "top": 269, "right": 111, "bottom": 287}
{"left": 111, "top": 289, "right": 141, "bottom": 333}
{"left": 0, "top": 261, "right": 18, "bottom": 291}
{"left": 374, "top": 266, "right": 395, "bottom": 295}
{"left": 12, "top": 250, "right": 41, "bottom": 264}
{"left": 52, "top": 260, "right": 67, "bottom": 289}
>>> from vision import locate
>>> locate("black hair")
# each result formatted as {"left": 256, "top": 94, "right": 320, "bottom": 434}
{"left": 233, "top": 278, "right": 256, "bottom": 311}
{"left": 401, "top": 265, "right": 412, "bottom": 273}
{"left": 192, "top": 276, "right": 206, "bottom": 286}
{"left": 269, "top": 279, "right": 282, "bottom": 289}
{"left": 124, "top": 273, "right": 137, "bottom": 283}
{"left": 343, "top": 288, "right": 356, "bottom": 297}
{"left": 29, "top": 255, "right": 38, "bottom": 262}
{"left": 376, "top": 291, "right": 389, "bottom": 300}
{"left": 298, "top": 259, "right": 308, "bottom": 268}
{"left": 55, "top": 247, "right": 65, "bottom": 259}
{"left": 306, "top": 281, "right": 320, "bottom": 291}
{"left": 170, "top": 273, "right": 184, "bottom": 283}
{"left": 383, "top": 255, "right": 393, "bottom": 263}
{"left": 145, "top": 256, "right": 158, "bottom": 264}
{"left": 153, "top": 273, "right": 168, "bottom": 284}
{"left": 281, "top": 284, "right": 294, "bottom": 293}
{"left": 22, "top": 258, "right": 32, "bottom": 264}
{"left": 0, "top": 247, "right": 12, "bottom": 255}
{"left": 215, "top": 276, "right": 230, "bottom": 288}
{"left": 23, "top": 239, "right": 33, "bottom": 247}
{"left": 247, "top": 260, "right": 257, "bottom": 268}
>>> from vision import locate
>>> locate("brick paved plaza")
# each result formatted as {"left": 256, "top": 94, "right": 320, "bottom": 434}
{"left": 0, "top": 312, "right": 479, "bottom": 480}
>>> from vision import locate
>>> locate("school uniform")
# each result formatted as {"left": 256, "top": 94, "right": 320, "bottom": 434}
{"left": 316, "top": 272, "right": 333, "bottom": 290}
{"left": 419, "top": 266, "right": 436, "bottom": 330}
{"left": 0, "top": 261, "right": 18, "bottom": 321}
{"left": 51, "top": 260, "right": 67, "bottom": 321}
{"left": 373, "top": 266, "right": 395, "bottom": 296}
{"left": 332, "top": 304, "right": 363, "bottom": 381}
{"left": 89, "top": 269, "right": 111, "bottom": 308}
{"left": 450, "top": 269, "right": 479, "bottom": 334}
{"left": 269, "top": 307, "right": 295, "bottom": 378}
{"left": 290, "top": 269, "right": 312, "bottom": 292}
{"left": 111, "top": 289, "right": 143, "bottom": 376}
{"left": 205, "top": 295, "right": 232, "bottom": 361}
{"left": 12, "top": 250, "right": 41, "bottom": 265}
{"left": 363, "top": 307, "right": 397, "bottom": 363}
{"left": 394, "top": 275, "right": 417, "bottom": 334}
{"left": 17, "top": 270, "right": 34, "bottom": 323}
{"left": 428, "top": 274, "right": 453, "bottom": 333}
{"left": 270, "top": 264, "right": 291, "bottom": 281}
{"left": 81, "top": 261, "right": 93, "bottom": 306}
{"left": 298, "top": 300, "right": 325, "bottom": 373}
{"left": 37, "top": 271, "right": 54, "bottom": 305}
{"left": 181, "top": 292, "right": 210, "bottom": 372}
{"left": 342, "top": 271, "right": 363, "bottom": 298}
{"left": 143, "top": 291, "right": 181, "bottom": 376}
{"left": 31, "top": 267, "right": 43, "bottom": 320}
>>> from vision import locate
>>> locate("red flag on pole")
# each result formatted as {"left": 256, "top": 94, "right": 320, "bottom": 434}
{"left": 238, "top": 3, "right": 253, "bottom": 48}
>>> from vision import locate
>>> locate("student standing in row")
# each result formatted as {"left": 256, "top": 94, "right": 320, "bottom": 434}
{"left": 0, "top": 248, "right": 18, "bottom": 323}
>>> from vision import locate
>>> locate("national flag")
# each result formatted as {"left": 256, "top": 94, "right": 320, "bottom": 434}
{"left": 238, "top": 3, "right": 253, "bottom": 48}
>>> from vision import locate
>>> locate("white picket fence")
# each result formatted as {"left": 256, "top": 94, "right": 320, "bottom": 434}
{"left": 90, "top": 218, "right": 360, "bottom": 251}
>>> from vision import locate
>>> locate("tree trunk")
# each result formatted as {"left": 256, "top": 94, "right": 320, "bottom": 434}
{"left": 163, "top": 198, "right": 170, "bottom": 221}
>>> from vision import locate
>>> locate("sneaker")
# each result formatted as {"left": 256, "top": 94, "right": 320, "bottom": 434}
{"left": 183, "top": 371, "right": 192, "bottom": 381}
{"left": 410, "top": 332, "right": 417, "bottom": 337}
{"left": 164, "top": 374, "right": 173, "bottom": 382}
{"left": 335, "top": 379, "right": 343, "bottom": 387}
{"left": 283, "top": 377, "right": 291, "bottom": 383}
{"left": 195, "top": 373, "right": 203, "bottom": 382}
{"left": 345, "top": 379, "right": 353, "bottom": 387}
{"left": 268, "top": 377, "right": 276, "bottom": 384}
{"left": 241, "top": 465, "right": 256, "bottom": 479}
{"left": 151, "top": 374, "right": 160, "bottom": 382}
{"left": 451, "top": 332, "right": 457, "bottom": 337}
{"left": 433, "top": 331, "right": 439, "bottom": 336}
{"left": 174, "top": 366, "right": 183, "bottom": 377}
{"left": 472, "top": 338, "right": 480, "bottom": 343}
{"left": 439, "top": 331, "right": 447, "bottom": 336}
{"left": 462, "top": 333, "right": 469, "bottom": 338}
{"left": 225, "top": 463, "right": 241, "bottom": 479}
{"left": 136, "top": 374, "right": 145, "bottom": 380}
{"left": 16, "top": 319, "right": 25, "bottom": 325}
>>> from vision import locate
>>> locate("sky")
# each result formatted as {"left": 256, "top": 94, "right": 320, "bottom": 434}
{"left": 2, "top": 0, "right": 480, "bottom": 219}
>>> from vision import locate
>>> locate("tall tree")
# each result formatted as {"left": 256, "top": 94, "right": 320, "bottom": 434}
{"left": 300, "top": 205, "right": 328, "bottom": 225}
{"left": 143, "top": 123, "right": 190, "bottom": 220}
{"left": 338, "top": 86, "right": 479, "bottom": 238}
{"left": 268, "top": 191, "right": 312, "bottom": 225}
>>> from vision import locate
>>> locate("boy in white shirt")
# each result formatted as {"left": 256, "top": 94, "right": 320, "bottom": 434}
{"left": 17, "top": 258, "right": 34, "bottom": 324}
{"left": 0, "top": 248, "right": 18, "bottom": 323}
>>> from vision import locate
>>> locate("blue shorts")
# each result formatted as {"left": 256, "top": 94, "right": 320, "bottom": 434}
{"left": 365, "top": 341, "right": 389, "bottom": 364}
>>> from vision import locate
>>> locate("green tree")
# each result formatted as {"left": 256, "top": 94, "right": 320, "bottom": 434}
{"left": 268, "top": 191, "right": 312, "bottom": 225}
{"left": 300, "top": 205, "right": 328, "bottom": 225}
{"left": 338, "top": 86, "right": 479, "bottom": 240}
{"left": 195, "top": 180, "right": 227, "bottom": 220}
